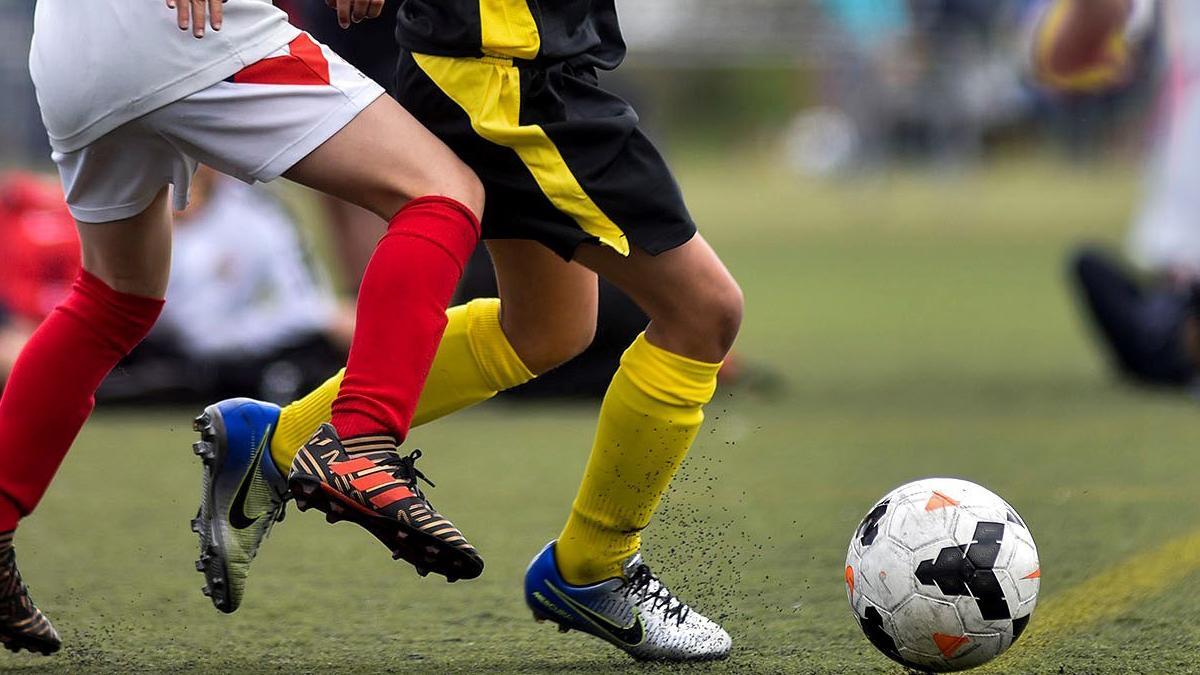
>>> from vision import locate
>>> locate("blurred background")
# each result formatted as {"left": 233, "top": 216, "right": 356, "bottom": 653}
{"left": 6, "top": 1, "right": 1200, "bottom": 671}
{"left": 0, "top": 0, "right": 1170, "bottom": 404}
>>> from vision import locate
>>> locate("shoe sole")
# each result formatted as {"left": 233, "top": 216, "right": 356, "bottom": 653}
{"left": 0, "top": 630, "right": 60, "bottom": 656}
{"left": 191, "top": 407, "right": 236, "bottom": 613}
{"left": 289, "top": 475, "right": 483, "bottom": 582}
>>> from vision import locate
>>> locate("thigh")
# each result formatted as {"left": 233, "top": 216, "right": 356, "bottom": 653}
{"left": 572, "top": 234, "right": 741, "bottom": 361}
{"left": 75, "top": 187, "right": 174, "bottom": 299}
{"left": 283, "top": 95, "right": 481, "bottom": 220}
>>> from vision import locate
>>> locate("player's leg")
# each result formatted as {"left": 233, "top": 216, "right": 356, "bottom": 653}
{"left": 176, "top": 88, "right": 489, "bottom": 583}
{"left": 270, "top": 238, "right": 597, "bottom": 470}
{"left": 0, "top": 189, "right": 173, "bottom": 654}
{"left": 197, "top": 233, "right": 598, "bottom": 611}
{"left": 562, "top": 234, "right": 742, "bottom": 571}
{"left": 524, "top": 235, "right": 741, "bottom": 661}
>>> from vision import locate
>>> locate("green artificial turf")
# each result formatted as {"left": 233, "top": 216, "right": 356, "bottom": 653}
{"left": 8, "top": 156, "right": 1200, "bottom": 674}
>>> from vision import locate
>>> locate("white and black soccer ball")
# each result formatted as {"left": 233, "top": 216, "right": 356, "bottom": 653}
{"left": 845, "top": 478, "right": 1040, "bottom": 672}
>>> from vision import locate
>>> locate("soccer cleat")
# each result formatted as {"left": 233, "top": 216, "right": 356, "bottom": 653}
{"left": 288, "top": 424, "right": 483, "bottom": 581}
{"left": 192, "top": 398, "right": 289, "bottom": 614}
{"left": 524, "top": 542, "right": 732, "bottom": 661}
{"left": 0, "top": 532, "right": 60, "bottom": 655}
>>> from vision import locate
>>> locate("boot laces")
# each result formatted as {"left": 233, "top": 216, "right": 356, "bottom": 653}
{"left": 620, "top": 564, "right": 691, "bottom": 626}
{"left": 380, "top": 449, "right": 436, "bottom": 498}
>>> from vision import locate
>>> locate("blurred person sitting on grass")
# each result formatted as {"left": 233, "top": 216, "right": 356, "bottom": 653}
{"left": 1034, "top": 0, "right": 1200, "bottom": 389}
{"left": 100, "top": 166, "right": 354, "bottom": 405}
{"left": 0, "top": 168, "right": 354, "bottom": 403}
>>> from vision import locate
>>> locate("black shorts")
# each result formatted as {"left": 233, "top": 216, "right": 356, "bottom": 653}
{"left": 394, "top": 50, "right": 696, "bottom": 260}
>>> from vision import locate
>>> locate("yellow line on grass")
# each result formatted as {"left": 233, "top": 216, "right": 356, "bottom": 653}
{"left": 984, "top": 528, "right": 1200, "bottom": 671}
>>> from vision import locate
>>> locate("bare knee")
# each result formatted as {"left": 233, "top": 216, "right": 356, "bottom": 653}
{"left": 697, "top": 278, "right": 744, "bottom": 355}
{"left": 503, "top": 311, "right": 597, "bottom": 375}
{"left": 428, "top": 162, "right": 485, "bottom": 221}
{"left": 648, "top": 276, "right": 743, "bottom": 362}
{"left": 373, "top": 162, "right": 485, "bottom": 224}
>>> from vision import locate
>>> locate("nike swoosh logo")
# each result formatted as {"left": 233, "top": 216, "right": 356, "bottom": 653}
{"left": 228, "top": 426, "right": 273, "bottom": 530}
{"left": 545, "top": 585, "right": 646, "bottom": 647}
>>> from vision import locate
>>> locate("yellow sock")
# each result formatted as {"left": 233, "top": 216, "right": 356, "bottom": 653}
{"left": 268, "top": 298, "right": 534, "bottom": 470}
{"left": 555, "top": 333, "right": 721, "bottom": 585}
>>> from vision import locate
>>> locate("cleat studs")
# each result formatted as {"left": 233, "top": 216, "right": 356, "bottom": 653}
{"left": 415, "top": 566, "right": 429, "bottom": 577}
{"left": 446, "top": 577, "right": 458, "bottom": 584}
{"left": 193, "top": 441, "right": 215, "bottom": 459}
{"left": 192, "top": 414, "right": 210, "bottom": 432}
{"left": 190, "top": 518, "right": 202, "bottom": 533}
{"left": 533, "top": 613, "right": 545, "bottom": 623}
{"left": 195, "top": 560, "right": 205, "bottom": 572}
{"left": 201, "top": 586, "right": 212, "bottom": 597}
{"left": 325, "top": 512, "right": 340, "bottom": 524}
{"left": 395, "top": 531, "right": 408, "bottom": 540}
{"left": 425, "top": 545, "right": 439, "bottom": 556}
{"left": 391, "top": 550, "right": 404, "bottom": 561}
{"left": 558, "top": 625, "right": 570, "bottom": 633}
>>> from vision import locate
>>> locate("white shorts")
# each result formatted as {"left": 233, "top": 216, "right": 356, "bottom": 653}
{"left": 53, "top": 34, "right": 384, "bottom": 223}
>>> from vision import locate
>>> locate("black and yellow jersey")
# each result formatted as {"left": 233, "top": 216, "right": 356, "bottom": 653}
{"left": 395, "top": 0, "right": 626, "bottom": 69}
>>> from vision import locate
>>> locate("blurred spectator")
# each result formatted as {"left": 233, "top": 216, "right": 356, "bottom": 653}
{"left": 1069, "top": 1, "right": 1200, "bottom": 390}
{"left": 0, "top": 172, "right": 79, "bottom": 383}
{"left": 789, "top": 0, "right": 1032, "bottom": 173}
{"left": 100, "top": 167, "right": 353, "bottom": 405}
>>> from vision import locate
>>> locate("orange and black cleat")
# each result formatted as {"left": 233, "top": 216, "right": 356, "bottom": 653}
{"left": 288, "top": 424, "right": 483, "bottom": 582}
{"left": 0, "top": 532, "right": 60, "bottom": 656}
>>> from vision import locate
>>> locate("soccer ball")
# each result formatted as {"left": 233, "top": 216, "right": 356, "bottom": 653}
{"left": 845, "top": 478, "right": 1039, "bottom": 672}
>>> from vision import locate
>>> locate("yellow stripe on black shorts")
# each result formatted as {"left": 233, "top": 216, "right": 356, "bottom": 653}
{"left": 393, "top": 50, "right": 697, "bottom": 260}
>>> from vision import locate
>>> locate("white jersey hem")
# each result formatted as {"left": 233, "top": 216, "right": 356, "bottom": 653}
{"left": 45, "top": 22, "right": 302, "bottom": 154}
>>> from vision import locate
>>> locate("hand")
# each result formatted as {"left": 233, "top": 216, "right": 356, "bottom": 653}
{"left": 1033, "top": 0, "right": 1136, "bottom": 93}
{"left": 166, "top": 0, "right": 227, "bottom": 38}
{"left": 324, "top": 0, "right": 386, "bottom": 29}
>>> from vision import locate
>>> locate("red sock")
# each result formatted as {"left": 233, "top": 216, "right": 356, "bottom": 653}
{"left": 0, "top": 271, "right": 163, "bottom": 530}
{"left": 331, "top": 196, "right": 480, "bottom": 440}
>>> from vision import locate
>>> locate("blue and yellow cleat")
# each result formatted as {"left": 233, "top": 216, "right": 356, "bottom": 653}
{"left": 191, "top": 398, "right": 288, "bottom": 614}
{"left": 524, "top": 541, "right": 731, "bottom": 661}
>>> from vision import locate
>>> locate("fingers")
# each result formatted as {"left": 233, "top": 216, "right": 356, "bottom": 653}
{"left": 209, "top": 0, "right": 224, "bottom": 32}
{"left": 333, "top": 0, "right": 381, "bottom": 28}
{"left": 352, "top": 0, "right": 377, "bottom": 22}
{"left": 190, "top": 0, "right": 207, "bottom": 37}
{"left": 167, "top": 0, "right": 190, "bottom": 32}
{"left": 336, "top": 0, "right": 353, "bottom": 29}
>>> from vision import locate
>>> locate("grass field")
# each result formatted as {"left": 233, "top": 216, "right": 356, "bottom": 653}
{"left": 8, "top": 156, "right": 1200, "bottom": 674}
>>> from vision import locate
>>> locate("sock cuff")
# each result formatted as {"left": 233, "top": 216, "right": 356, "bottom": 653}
{"left": 617, "top": 333, "right": 722, "bottom": 408}
{"left": 385, "top": 196, "right": 481, "bottom": 272}
{"left": 76, "top": 269, "right": 166, "bottom": 314}
{"left": 465, "top": 298, "right": 535, "bottom": 391}
{"left": 64, "top": 270, "right": 165, "bottom": 353}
